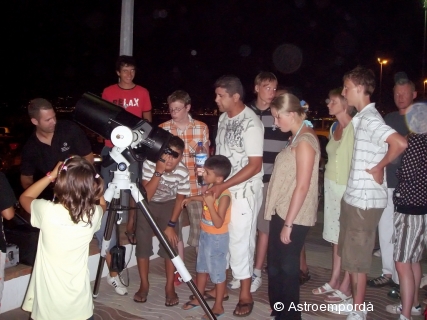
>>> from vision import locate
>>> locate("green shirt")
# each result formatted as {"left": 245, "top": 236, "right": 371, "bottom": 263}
{"left": 325, "top": 122, "right": 354, "bottom": 185}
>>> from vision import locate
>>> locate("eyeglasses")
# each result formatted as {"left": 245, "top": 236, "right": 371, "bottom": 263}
{"left": 169, "top": 106, "right": 186, "bottom": 114}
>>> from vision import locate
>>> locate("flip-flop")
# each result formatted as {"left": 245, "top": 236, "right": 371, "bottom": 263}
{"left": 189, "top": 292, "right": 230, "bottom": 301}
{"left": 182, "top": 301, "right": 200, "bottom": 310}
{"left": 133, "top": 291, "right": 148, "bottom": 303}
{"left": 165, "top": 294, "right": 179, "bottom": 307}
{"left": 125, "top": 231, "right": 137, "bottom": 245}
{"left": 324, "top": 290, "right": 352, "bottom": 303}
{"left": 233, "top": 301, "right": 254, "bottom": 317}
{"left": 312, "top": 283, "right": 335, "bottom": 295}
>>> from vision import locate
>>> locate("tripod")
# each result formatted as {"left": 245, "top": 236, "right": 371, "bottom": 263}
{"left": 92, "top": 147, "right": 216, "bottom": 320}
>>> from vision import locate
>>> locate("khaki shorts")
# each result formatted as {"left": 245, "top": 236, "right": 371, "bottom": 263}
{"left": 256, "top": 182, "right": 270, "bottom": 234}
{"left": 135, "top": 200, "right": 180, "bottom": 259}
{"left": 338, "top": 199, "right": 383, "bottom": 273}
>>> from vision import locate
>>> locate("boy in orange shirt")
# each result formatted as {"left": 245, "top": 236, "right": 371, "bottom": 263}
{"left": 181, "top": 155, "right": 232, "bottom": 319}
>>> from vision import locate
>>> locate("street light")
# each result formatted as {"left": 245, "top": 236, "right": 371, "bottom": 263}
{"left": 377, "top": 58, "right": 388, "bottom": 107}
{"left": 424, "top": 79, "right": 427, "bottom": 98}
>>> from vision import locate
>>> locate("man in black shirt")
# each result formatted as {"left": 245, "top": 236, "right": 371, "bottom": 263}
{"left": 20, "top": 98, "right": 93, "bottom": 199}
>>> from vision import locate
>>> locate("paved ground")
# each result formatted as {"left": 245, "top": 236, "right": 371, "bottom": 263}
{"left": 4, "top": 208, "right": 427, "bottom": 320}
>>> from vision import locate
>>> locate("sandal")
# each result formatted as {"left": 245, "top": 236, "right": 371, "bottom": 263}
{"left": 299, "top": 269, "right": 311, "bottom": 285}
{"left": 182, "top": 301, "right": 200, "bottom": 310}
{"left": 324, "top": 290, "right": 352, "bottom": 303}
{"left": 312, "top": 283, "right": 335, "bottom": 295}
{"left": 189, "top": 292, "right": 230, "bottom": 301}
{"left": 125, "top": 231, "right": 137, "bottom": 245}
{"left": 165, "top": 294, "right": 179, "bottom": 307}
{"left": 133, "top": 291, "right": 148, "bottom": 303}
{"left": 233, "top": 301, "right": 254, "bottom": 317}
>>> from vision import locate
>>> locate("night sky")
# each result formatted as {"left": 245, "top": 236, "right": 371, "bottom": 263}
{"left": 2, "top": 0, "right": 426, "bottom": 114}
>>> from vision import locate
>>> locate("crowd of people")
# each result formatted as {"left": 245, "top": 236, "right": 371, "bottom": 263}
{"left": 0, "top": 55, "right": 426, "bottom": 320}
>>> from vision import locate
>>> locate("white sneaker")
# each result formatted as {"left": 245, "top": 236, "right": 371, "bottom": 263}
{"left": 328, "top": 298, "right": 353, "bottom": 315}
{"left": 250, "top": 274, "right": 262, "bottom": 293}
{"left": 346, "top": 310, "right": 367, "bottom": 320}
{"left": 373, "top": 249, "right": 381, "bottom": 257}
{"left": 385, "top": 303, "right": 422, "bottom": 316}
{"left": 228, "top": 277, "right": 241, "bottom": 289}
{"left": 107, "top": 274, "right": 128, "bottom": 295}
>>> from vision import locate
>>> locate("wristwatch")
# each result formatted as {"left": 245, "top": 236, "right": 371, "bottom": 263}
{"left": 154, "top": 171, "right": 163, "bottom": 177}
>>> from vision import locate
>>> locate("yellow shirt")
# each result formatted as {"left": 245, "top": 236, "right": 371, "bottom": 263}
{"left": 23, "top": 200, "right": 102, "bottom": 320}
{"left": 325, "top": 122, "right": 354, "bottom": 185}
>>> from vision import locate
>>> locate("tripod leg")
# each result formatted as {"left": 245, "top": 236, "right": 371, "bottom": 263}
{"left": 93, "top": 199, "right": 119, "bottom": 298}
{"left": 129, "top": 185, "right": 217, "bottom": 320}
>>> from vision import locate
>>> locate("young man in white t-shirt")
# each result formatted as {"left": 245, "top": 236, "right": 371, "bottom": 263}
{"left": 207, "top": 75, "right": 264, "bottom": 317}
{"left": 333, "top": 66, "right": 407, "bottom": 320}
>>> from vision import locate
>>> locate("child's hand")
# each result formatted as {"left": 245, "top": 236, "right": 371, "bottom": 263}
{"left": 155, "top": 154, "right": 171, "bottom": 173}
{"left": 181, "top": 198, "right": 191, "bottom": 208}
{"left": 52, "top": 161, "right": 63, "bottom": 179}
{"left": 203, "top": 191, "right": 215, "bottom": 207}
{"left": 164, "top": 227, "right": 178, "bottom": 247}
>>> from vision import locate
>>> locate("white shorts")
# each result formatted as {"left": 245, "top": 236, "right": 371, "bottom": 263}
{"left": 228, "top": 182, "right": 263, "bottom": 280}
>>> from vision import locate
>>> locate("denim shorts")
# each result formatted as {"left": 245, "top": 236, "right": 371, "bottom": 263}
{"left": 197, "top": 230, "right": 229, "bottom": 284}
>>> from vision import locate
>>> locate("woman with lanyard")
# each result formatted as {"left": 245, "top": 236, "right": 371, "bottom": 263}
{"left": 264, "top": 93, "right": 320, "bottom": 320}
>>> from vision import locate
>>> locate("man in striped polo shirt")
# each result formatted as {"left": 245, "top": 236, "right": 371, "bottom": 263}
{"left": 247, "top": 72, "right": 291, "bottom": 292}
{"left": 336, "top": 66, "right": 407, "bottom": 320}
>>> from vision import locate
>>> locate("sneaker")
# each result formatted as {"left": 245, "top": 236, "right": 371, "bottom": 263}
{"left": 373, "top": 249, "right": 382, "bottom": 257}
{"left": 346, "top": 310, "right": 367, "bottom": 320}
{"left": 107, "top": 274, "right": 128, "bottom": 295}
{"left": 250, "top": 274, "right": 262, "bottom": 293}
{"left": 367, "top": 274, "right": 393, "bottom": 287}
{"left": 385, "top": 303, "right": 422, "bottom": 316}
{"left": 228, "top": 277, "right": 241, "bottom": 289}
{"left": 398, "top": 315, "right": 411, "bottom": 320}
{"left": 388, "top": 286, "right": 401, "bottom": 299}
{"left": 420, "top": 275, "right": 427, "bottom": 289}
{"left": 328, "top": 298, "right": 353, "bottom": 315}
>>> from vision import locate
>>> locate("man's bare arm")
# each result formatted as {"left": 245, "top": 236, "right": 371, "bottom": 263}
{"left": 143, "top": 111, "right": 152, "bottom": 123}
{"left": 21, "top": 175, "right": 34, "bottom": 190}
{"left": 2, "top": 206, "right": 15, "bottom": 220}
{"left": 209, "top": 156, "right": 262, "bottom": 195}
{"left": 83, "top": 152, "right": 94, "bottom": 164}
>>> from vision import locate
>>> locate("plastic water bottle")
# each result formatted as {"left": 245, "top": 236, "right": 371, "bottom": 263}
{"left": 195, "top": 141, "right": 208, "bottom": 186}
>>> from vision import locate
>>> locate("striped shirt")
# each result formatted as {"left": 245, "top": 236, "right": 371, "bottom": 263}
{"left": 159, "top": 115, "right": 209, "bottom": 196}
{"left": 247, "top": 102, "right": 291, "bottom": 182}
{"left": 142, "top": 160, "right": 191, "bottom": 202}
{"left": 343, "top": 103, "right": 396, "bottom": 210}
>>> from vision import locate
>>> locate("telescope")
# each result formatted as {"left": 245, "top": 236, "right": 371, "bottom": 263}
{"left": 74, "top": 92, "right": 178, "bottom": 164}
{"left": 73, "top": 93, "right": 217, "bottom": 320}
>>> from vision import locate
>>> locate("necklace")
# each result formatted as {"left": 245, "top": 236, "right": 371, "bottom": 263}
{"left": 290, "top": 121, "right": 305, "bottom": 145}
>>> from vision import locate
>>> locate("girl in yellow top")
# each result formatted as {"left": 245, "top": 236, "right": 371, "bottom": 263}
{"left": 20, "top": 156, "right": 106, "bottom": 320}
{"left": 181, "top": 155, "right": 231, "bottom": 319}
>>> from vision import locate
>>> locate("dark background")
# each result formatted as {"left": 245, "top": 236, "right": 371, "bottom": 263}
{"left": 1, "top": 0, "right": 426, "bottom": 116}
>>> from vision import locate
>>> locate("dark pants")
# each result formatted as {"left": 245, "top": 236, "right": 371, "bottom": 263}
{"left": 268, "top": 214, "right": 309, "bottom": 320}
